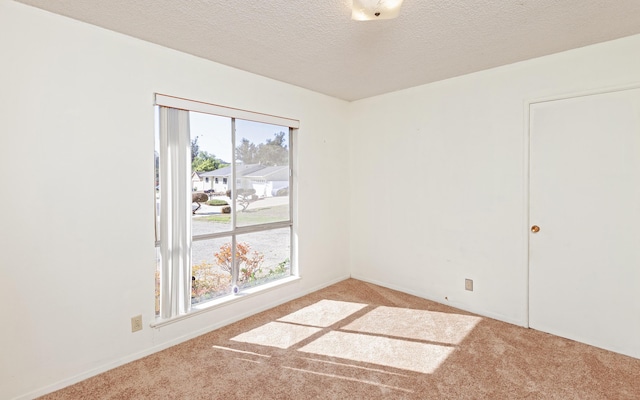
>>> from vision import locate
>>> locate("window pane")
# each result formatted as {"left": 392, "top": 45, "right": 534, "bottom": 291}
{"left": 156, "top": 98, "right": 296, "bottom": 321}
{"left": 190, "top": 111, "right": 233, "bottom": 236}
{"left": 191, "top": 237, "right": 233, "bottom": 305}
{"left": 235, "top": 120, "right": 290, "bottom": 227}
{"left": 235, "top": 227, "right": 291, "bottom": 290}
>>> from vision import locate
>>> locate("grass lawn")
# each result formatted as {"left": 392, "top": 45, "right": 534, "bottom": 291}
{"left": 200, "top": 204, "right": 289, "bottom": 225}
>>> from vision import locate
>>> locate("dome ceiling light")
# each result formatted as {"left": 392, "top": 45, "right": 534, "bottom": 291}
{"left": 351, "top": 0, "right": 405, "bottom": 21}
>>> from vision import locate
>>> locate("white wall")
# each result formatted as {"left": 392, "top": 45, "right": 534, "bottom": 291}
{"left": 4, "top": 1, "right": 640, "bottom": 398}
{"left": 0, "top": 1, "right": 350, "bottom": 399}
{"left": 349, "top": 33, "right": 640, "bottom": 326}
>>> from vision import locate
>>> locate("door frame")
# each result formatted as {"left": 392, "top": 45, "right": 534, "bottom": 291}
{"left": 523, "top": 82, "right": 640, "bottom": 328}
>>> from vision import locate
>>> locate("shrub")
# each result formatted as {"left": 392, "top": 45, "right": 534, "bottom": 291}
{"left": 238, "top": 189, "right": 257, "bottom": 211}
{"left": 206, "top": 199, "right": 228, "bottom": 206}
{"left": 269, "top": 258, "right": 290, "bottom": 276}
{"left": 239, "top": 188, "right": 256, "bottom": 196}
{"left": 168, "top": 245, "right": 290, "bottom": 307}
{"left": 214, "top": 242, "right": 264, "bottom": 283}
{"left": 191, "top": 261, "right": 232, "bottom": 302}
{"left": 221, "top": 206, "right": 231, "bottom": 214}
{"left": 226, "top": 188, "right": 257, "bottom": 211}
{"left": 192, "top": 192, "right": 209, "bottom": 214}
{"left": 192, "top": 192, "right": 208, "bottom": 202}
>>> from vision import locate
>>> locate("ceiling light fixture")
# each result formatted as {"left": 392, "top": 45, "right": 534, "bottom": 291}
{"left": 351, "top": 0, "right": 404, "bottom": 21}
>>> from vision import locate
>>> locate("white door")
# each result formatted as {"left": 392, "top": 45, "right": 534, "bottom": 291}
{"left": 529, "top": 88, "right": 640, "bottom": 358}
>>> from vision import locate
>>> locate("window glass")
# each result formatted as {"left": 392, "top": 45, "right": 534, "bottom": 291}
{"left": 191, "top": 237, "right": 233, "bottom": 305}
{"left": 235, "top": 120, "right": 290, "bottom": 227}
{"left": 155, "top": 96, "right": 296, "bottom": 319}
{"left": 190, "top": 111, "right": 232, "bottom": 235}
{"left": 236, "top": 228, "right": 291, "bottom": 290}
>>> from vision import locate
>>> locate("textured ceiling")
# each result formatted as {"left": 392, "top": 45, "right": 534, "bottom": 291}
{"left": 14, "top": 0, "right": 640, "bottom": 101}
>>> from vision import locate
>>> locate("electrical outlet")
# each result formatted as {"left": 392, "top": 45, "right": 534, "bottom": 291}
{"left": 465, "top": 279, "right": 473, "bottom": 291}
{"left": 131, "top": 315, "right": 143, "bottom": 332}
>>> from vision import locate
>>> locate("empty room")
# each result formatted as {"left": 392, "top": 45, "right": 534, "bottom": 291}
{"left": 1, "top": 1, "right": 639, "bottom": 399}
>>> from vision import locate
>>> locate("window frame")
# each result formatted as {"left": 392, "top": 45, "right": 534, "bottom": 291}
{"left": 154, "top": 94, "right": 299, "bottom": 323}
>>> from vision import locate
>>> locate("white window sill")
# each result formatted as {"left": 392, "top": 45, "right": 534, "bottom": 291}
{"left": 151, "top": 275, "right": 301, "bottom": 328}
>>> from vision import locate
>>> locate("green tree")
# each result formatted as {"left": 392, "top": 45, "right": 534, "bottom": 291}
{"left": 192, "top": 151, "right": 227, "bottom": 172}
{"left": 235, "top": 132, "right": 288, "bottom": 166}
{"left": 191, "top": 136, "right": 200, "bottom": 161}
{"left": 255, "top": 132, "right": 288, "bottom": 166}
{"left": 235, "top": 138, "right": 257, "bottom": 164}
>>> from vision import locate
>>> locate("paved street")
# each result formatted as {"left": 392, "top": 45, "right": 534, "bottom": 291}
{"left": 191, "top": 195, "right": 291, "bottom": 274}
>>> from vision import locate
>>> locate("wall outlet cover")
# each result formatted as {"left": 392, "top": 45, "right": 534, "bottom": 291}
{"left": 465, "top": 279, "right": 473, "bottom": 291}
{"left": 131, "top": 315, "right": 143, "bottom": 332}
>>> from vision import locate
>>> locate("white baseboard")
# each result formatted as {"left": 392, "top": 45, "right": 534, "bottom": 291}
{"left": 16, "top": 274, "right": 351, "bottom": 400}
{"left": 350, "top": 274, "right": 525, "bottom": 327}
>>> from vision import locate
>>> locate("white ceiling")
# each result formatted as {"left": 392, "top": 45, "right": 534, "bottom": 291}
{"left": 15, "top": 0, "right": 640, "bottom": 101}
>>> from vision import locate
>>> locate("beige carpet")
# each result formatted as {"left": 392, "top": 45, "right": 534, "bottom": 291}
{"left": 40, "top": 279, "right": 640, "bottom": 399}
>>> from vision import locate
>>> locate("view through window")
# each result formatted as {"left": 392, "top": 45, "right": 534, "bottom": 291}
{"left": 154, "top": 96, "right": 296, "bottom": 319}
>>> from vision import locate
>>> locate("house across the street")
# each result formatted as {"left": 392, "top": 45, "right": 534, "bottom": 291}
{"left": 193, "top": 163, "right": 288, "bottom": 197}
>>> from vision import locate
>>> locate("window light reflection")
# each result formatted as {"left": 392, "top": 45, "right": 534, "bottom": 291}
{"left": 227, "top": 300, "right": 483, "bottom": 376}
{"left": 230, "top": 321, "right": 322, "bottom": 349}
{"left": 298, "top": 331, "right": 455, "bottom": 374}
{"left": 277, "top": 299, "right": 368, "bottom": 327}
{"left": 342, "top": 306, "right": 482, "bottom": 345}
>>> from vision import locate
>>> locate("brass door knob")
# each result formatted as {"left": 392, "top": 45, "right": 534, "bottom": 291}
{"left": 531, "top": 225, "right": 540, "bottom": 233}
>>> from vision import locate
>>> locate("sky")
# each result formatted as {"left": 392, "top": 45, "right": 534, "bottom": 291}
{"left": 189, "top": 111, "right": 288, "bottom": 163}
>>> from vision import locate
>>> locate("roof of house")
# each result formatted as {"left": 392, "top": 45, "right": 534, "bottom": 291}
{"left": 245, "top": 166, "right": 289, "bottom": 180}
{"left": 198, "top": 164, "right": 289, "bottom": 180}
{"left": 199, "top": 163, "right": 262, "bottom": 178}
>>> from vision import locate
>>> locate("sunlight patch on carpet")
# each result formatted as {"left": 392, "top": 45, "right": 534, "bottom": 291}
{"left": 342, "top": 306, "right": 482, "bottom": 345}
{"left": 298, "top": 331, "right": 454, "bottom": 374}
{"left": 277, "top": 299, "right": 368, "bottom": 327}
{"left": 230, "top": 321, "right": 322, "bottom": 349}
